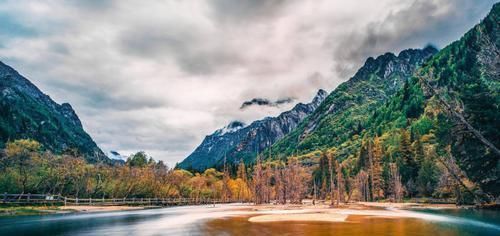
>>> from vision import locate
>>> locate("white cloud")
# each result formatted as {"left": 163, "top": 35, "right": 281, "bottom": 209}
{"left": 0, "top": 0, "right": 495, "bottom": 166}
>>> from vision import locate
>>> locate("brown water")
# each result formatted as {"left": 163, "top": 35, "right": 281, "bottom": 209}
{"left": 204, "top": 214, "right": 492, "bottom": 236}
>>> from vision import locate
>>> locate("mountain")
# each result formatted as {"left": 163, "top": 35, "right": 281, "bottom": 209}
{"left": 270, "top": 46, "right": 438, "bottom": 159}
{"left": 270, "top": 3, "right": 499, "bottom": 200}
{"left": 178, "top": 89, "right": 328, "bottom": 171}
{"left": 0, "top": 61, "right": 109, "bottom": 163}
{"left": 407, "top": 3, "right": 499, "bottom": 196}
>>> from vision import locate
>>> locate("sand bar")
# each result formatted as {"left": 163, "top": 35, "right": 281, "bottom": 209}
{"left": 249, "top": 213, "right": 348, "bottom": 222}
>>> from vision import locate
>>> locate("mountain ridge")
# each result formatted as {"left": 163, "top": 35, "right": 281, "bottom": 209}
{"left": 178, "top": 89, "right": 328, "bottom": 171}
{"left": 0, "top": 61, "right": 109, "bottom": 163}
{"left": 270, "top": 46, "right": 438, "bottom": 159}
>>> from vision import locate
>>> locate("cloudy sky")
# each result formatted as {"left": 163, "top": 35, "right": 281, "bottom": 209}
{"left": 0, "top": 0, "right": 495, "bottom": 166}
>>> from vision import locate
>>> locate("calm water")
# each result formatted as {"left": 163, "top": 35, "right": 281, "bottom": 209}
{"left": 0, "top": 205, "right": 498, "bottom": 236}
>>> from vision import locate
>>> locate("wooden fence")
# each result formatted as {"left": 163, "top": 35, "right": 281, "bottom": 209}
{"left": 1, "top": 193, "right": 235, "bottom": 206}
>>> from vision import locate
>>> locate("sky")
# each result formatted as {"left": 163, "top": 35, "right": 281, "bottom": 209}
{"left": 0, "top": 0, "right": 496, "bottom": 166}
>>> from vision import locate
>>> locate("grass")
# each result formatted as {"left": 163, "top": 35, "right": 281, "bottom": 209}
{"left": 0, "top": 204, "right": 68, "bottom": 216}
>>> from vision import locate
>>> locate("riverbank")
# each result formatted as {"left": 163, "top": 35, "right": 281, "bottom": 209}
{"left": 0, "top": 205, "right": 153, "bottom": 216}
{"left": 0, "top": 201, "right": 465, "bottom": 217}
{"left": 0, "top": 205, "right": 70, "bottom": 216}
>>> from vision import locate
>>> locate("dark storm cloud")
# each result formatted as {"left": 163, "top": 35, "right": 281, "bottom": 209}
{"left": 240, "top": 97, "right": 294, "bottom": 109}
{"left": 332, "top": 0, "right": 497, "bottom": 78}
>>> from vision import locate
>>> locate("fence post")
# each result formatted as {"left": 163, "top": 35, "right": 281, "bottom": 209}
{"left": 90, "top": 197, "right": 92, "bottom": 205}
{"left": 27, "top": 193, "right": 31, "bottom": 203}
{"left": 3, "top": 192, "right": 6, "bottom": 203}
{"left": 76, "top": 197, "right": 79, "bottom": 205}
{"left": 64, "top": 197, "right": 67, "bottom": 206}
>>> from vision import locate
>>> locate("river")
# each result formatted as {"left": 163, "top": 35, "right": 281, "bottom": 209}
{"left": 0, "top": 204, "right": 498, "bottom": 235}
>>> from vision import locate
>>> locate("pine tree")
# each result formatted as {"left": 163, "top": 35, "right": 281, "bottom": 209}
{"left": 222, "top": 155, "right": 231, "bottom": 202}
{"left": 399, "top": 128, "right": 418, "bottom": 187}
{"left": 368, "top": 139, "right": 374, "bottom": 201}
{"left": 328, "top": 152, "right": 336, "bottom": 206}
{"left": 413, "top": 136, "right": 425, "bottom": 169}
{"left": 237, "top": 160, "right": 248, "bottom": 181}
{"left": 237, "top": 159, "right": 250, "bottom": 201}
{"left": 371, "top": 136, "right": 383, "bottom": 200}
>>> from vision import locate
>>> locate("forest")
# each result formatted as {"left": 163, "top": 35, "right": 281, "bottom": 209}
{"left": 0, "top": 137, "right": 474, "bottom": 205}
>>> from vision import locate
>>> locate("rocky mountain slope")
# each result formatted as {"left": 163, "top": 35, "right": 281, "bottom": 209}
{"left": 410, "top": 3, "right": 499, "bottom": 196}
{"left": 178, "top": 89, "right": 328, "bottom": 171}
{"left": 270, "top": 3, "right": 499, "bottom": 199}
{"left": 0, "top": 61, "right": 109, "bottom": 163}
{"left": 270, "top": 46, "right": 438, "bottom": 158}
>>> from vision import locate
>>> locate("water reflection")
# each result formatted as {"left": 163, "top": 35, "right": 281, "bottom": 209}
{"left": 0, "top": 204, "right": 498, "bottom": 236}
{"left": 204, "top": 214, "right": 500, "bottom": 236}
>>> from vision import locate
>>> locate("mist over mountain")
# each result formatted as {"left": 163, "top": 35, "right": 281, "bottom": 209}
{"left": 178, "top": 89, "right": 328, "bottom": 171}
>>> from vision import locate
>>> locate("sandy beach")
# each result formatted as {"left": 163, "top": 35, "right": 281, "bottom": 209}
{"left": 243, "top": 202, "right": 461, "bottom": 223}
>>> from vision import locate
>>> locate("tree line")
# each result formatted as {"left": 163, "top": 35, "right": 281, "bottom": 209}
{"left": 0, "top": 137, "right": 476, "bottom": 205}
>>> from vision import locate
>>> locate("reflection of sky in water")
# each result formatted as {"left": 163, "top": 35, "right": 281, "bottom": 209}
{"left": 0, "top": 204, "right": 499, "bottom": 236}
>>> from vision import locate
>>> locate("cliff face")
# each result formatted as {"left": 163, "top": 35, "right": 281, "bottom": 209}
{"left": 0, "top": 61, "right": 109, "bottom": 163}
{"left": 178, "top": 89, "right": 328, "bottom": 171}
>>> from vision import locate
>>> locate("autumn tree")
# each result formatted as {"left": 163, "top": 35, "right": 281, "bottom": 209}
{"left": 252, "top": 156, "right": 266, "bottom": 204}
{"left": 287, "top": 158, "right": 308, "bottom": 204}
{"left": 221, "top": 156, "right": 232, "bottom": 202}
{"left": 236, "top": 160, "right": 251, "bottom": 202}
{"left": 274, "top": 162, "right": 287, "bottom": 204}
{"left": 5, "top": 139, "right": 41, "bottom": 193}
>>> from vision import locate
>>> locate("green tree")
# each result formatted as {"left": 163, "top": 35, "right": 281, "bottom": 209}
{"left": 127, "top": 151, "right": 149, "bottom": 167}
{"left": 416, "top": 156, "right": 439, "bottom": 197}
{"left": 398, "top": 129, "right": 418, "bottom": 186}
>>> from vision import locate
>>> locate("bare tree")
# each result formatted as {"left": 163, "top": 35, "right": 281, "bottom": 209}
{"left": 287, "top": 158, "right": 307, "bottom": 204}
{"left": 252, "top": 156, "right": 266, "bottom": 204}
{"left": 274, "top": 163, "right": 287, "bottom": 204}
{"left": 336, "top": 160, "right": 344, "bottom": 206}
{"left": 356, "top": 170, "right": 369, "bottom": 202}
{"left": 390, "top": 163, "right": 404, "bottom": 202}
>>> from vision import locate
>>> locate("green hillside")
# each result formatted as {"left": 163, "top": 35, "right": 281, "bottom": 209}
{"left": 268, "top": 3, "right": 499, "bottom": 201}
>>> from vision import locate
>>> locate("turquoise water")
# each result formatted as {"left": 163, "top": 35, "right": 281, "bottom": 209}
{"left": 410, "top": 208, "right": 500, "bottom": 235}
{"left": 0, "top": 205, "right": 498, "bottom": 235}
